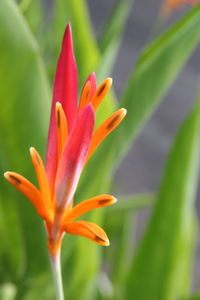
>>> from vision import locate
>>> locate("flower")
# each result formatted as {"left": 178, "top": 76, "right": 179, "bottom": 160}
{"left": 4, "top": 24, "right": 126, "bottom": 256}
{"left": 163, "top": 0, "right": 199, "bottom": 13}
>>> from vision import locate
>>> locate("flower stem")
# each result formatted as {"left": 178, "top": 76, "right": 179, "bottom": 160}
{"left": 49, "top": 250, "right": 65, "bottom": 300}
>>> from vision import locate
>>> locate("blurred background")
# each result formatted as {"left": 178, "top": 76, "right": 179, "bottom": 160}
{"left": 1, "top": 0, "right": 200, "bottom": 298}
{"left": 88, "top": 0, "right": 200, "bottom": 289}
{"left": 88, "top": 0, "right": 200, "bottom": 196}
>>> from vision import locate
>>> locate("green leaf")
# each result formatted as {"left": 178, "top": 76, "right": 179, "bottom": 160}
{"left": 0, "top": 0, "right": 50, "bottom": 279}
{"left": 186, "top": 295, "right": 200, "bottom": 300}
{"left": 19, "top": 0, "right": 44, "bottom": 39}
{"left": 107, "top": 212, "right": 136, "bottom": 300}
{"left": 125, "top": 100, "right": 200, "bottom": 300}
{"left": 102, "top": 194, "right": 153, "bottom": 299}
{"left": 110, "top": 193, "right": 154, "bottom": 213}
{"left": 115, "top": 5, "right": 200, "bottom": 160}
{"left": 21, "top": 274, "right": 54, "bottom": 300}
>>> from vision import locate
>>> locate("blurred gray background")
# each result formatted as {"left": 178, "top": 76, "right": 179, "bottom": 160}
{"left": 87, "top": 0, "right": 200, "bottom": 289}
{"left": 88, "top": 0, "right": 200, "bottom": 197}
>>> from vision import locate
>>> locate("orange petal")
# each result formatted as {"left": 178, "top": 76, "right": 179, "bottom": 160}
{"left": 55, "top": 102, "right": 68, "bottom": 160}
{"left": 29, "top": 147, "right": 53, "bottom": 219}
{"left": 4, "top": 171, "right": 48, "bottom": 219}
{"left": 63, "top": 194, "right": 117, "bottom": 223}
{"left": 91, "top": 78, "right": 112, "bottom": 111}
{"left": 86, "top": 108, "right": 127, "bottom": 162}
{"left": 64, "top": 220, "right": 110, "bottom": 246}
{"left": 79, "top": 81, "right": 92, "bottom": 112}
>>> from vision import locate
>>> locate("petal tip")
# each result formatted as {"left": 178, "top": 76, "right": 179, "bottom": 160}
{"left": 56, "top": 101, "right": 62, "bottom": 108}
{"left": 121, "top": 108, "right": 127, "bottom": 116}
{"left": 111, "top": 196, "right": 117, "bottom": 204}
{"left": 91, "top": 71, "right": 96, "bottom": 77}
{"left": 102, "top": 237, "right": 110, "bottom": 246}
{"left": 105, "top": 240, "right": 110, "bottom": 246}
{"left": 4, "top": 171, "right": 10, "bottom": 179}
{"left": 65, "top": 22, "right": 72, "bottom": 35}
{"left": 29, "top": 147, "right": 35, "bottom": 154}
{"left": 106, "top": 78, "right": 113, "bottom": 88}
{"left": 4, "top": 172, "right": 21, "bottom": 185}
{"left": 85, "top": 102, "right": 95, "bottom": 114}
{"left": 94, "top": 233, "right": 110, "bottom": 246}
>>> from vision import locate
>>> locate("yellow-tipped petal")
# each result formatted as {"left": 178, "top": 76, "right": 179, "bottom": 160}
{"left": 64, "top": 220, "right": 110, "bottom": 246}
{"left": 86, "top": 108, "right": 127, "bottom": 162}
{"left": 79, "top": 81, "right": 92, "bottom": 111}
{"left": 4, "top": 171, "right": 48, "bottom": 219}
{"left": 29, "top": 147, "right": 53, "bottom": 219}
{"left": 55, "top": 102, "right": 68, "bottom": 159}
{"left": 63, "top": 194, "right": 117, "bottom": 223}
{"left": 91, "top": 78, "right": 112, "bottom": 111}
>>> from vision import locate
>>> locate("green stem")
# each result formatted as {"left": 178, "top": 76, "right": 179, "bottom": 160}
{"left": 49, "top": 249, "right": 65, "bottom": 300}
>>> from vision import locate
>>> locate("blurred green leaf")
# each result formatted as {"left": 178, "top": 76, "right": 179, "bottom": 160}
{"left": 186, "top": 295, "right": 200, "bottom": 300}
{"left": 110, "top": 193, "right": 154, "bottom": 213}
{"left": 179, "top": 212, "right": 198, "bottom": 297}
{"left": 97, "top": 0, "right": 133, "bottom": 81}
{"left": 19, "top": 0, "right": 44, "bottom": 40}
{"left": 104, "top": 194, "right": 153, "bottom": 299}
{"left": 0, "top": 0, "right": 50, "bottom": 280}
{"left": 115, "top": 5, "right": 200, "bottom": 161}
{"left": 21, "top": 274, "right": 53, "bottom": 300}
{"left": 65, "top": 237, "right": 101, "bottom": 300}
{"left": 109, "top": 212, "right": 136, "bottom": 300}
{"left": 125, "top": 100, "right": 200, "bottom": 300}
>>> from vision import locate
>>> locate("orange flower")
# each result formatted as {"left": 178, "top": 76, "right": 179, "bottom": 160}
{"left": 163, "top": 0, "right": 199, "bottom": 13}
{"left": 4, "top": 24, "right": 126, "bottom": 256}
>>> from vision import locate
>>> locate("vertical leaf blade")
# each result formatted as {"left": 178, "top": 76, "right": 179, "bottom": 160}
{"left": 125, "top": 100, "right": 200, "bottom": 300}
{"left": 0, "top": 0, "right": 50, "bottom": 279}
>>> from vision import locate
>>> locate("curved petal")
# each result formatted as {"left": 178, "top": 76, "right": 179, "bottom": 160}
{"left": 86, "top": 108, "right": 127, "bottom": 162}
{"left": 79, "top": 81, "right": 92, "bottom": 112}
{"left": 87, "top": 72, "right": 97, "bottom": 98}
{"left": 79, "top": 72, "right": 97, "bottom": 111}
{"left": 29, "top": 147, "right": 53, "bottom": 216}
{"left": 46, "top": 24, "right": 78, "bottom": 191}
{"left": 63, "top": 194, "right": 117, "bottom": 223}
{"left": 64, "top": 220, "right": 110, "bottom": 246}
{"left": 55, "top": 104, "right": 95, "bottom": 210}
{"left": 55, "top": 102, "right": 68, "bottom": 160}
{"left": 4, "top": 171, "right": 49, "bottom": 220}
{"left": 91, "top": 78, "right": 112, "bottom": 111}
